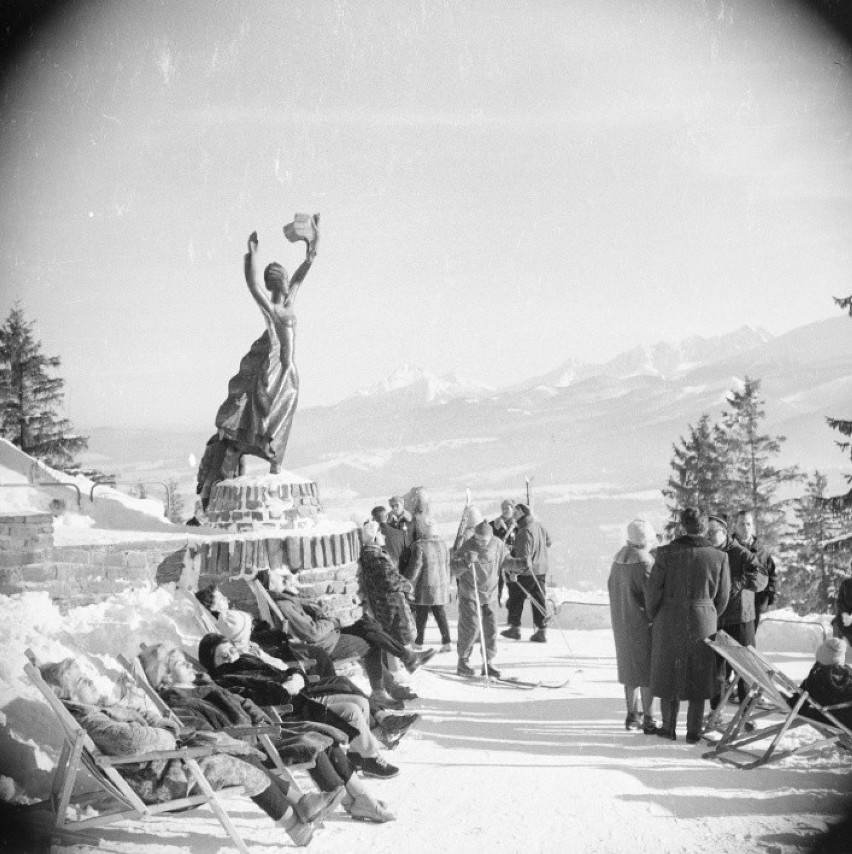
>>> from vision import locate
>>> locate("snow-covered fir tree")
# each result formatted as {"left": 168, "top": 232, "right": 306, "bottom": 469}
{"left": 0, "top": 306, "right": 88, "bottom": 468}
{"left": 663, "top": 414, "right": 729, "bottom": 536}
{"left": 780, "top": 471, "right": 849, "bottom": 614}
{"left": 720, "top": 376, "right": 800, "bottom": 548}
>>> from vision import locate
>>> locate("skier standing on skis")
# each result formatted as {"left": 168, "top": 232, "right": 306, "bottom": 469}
{"left": 502, "top": 503, "right": 552, "bottom": 643}
{"left": 451, "top": 520, "right": 509, "bottom": 678}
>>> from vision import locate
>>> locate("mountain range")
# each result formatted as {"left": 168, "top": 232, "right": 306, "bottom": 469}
{"left": 80, "top": 315, "right": 852, "bottom": 587}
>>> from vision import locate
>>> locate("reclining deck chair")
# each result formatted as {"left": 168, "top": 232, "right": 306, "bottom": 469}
{"left": 117, "top": 650, "right": 310, "bottom": 796}
{"left": 23, "top": 651, "right": 253, "bottom": 854}
{"left": 703, "top": 631, "right": 852, "bottom": 769}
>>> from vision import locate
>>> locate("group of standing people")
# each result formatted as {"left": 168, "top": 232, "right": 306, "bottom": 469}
{"left": 608, "top": 507, "right": 777, "bottom": 742}
{"left": 359, "top": 491, "right": 553, "bottom": 681}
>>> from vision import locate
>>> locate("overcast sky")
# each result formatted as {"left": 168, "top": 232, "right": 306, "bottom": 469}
{"left": 1, "top": 0, "right": 850, "bottom": 429}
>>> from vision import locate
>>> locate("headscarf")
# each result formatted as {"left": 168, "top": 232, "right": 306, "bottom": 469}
{"left": 198, "top": 633, "right": 228, "bottom": 675}
{"left": 627, "top": 519, "right": 656, "bottom": 549}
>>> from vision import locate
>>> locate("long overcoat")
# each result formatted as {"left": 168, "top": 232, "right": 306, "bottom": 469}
{"left": 645, "top": 534, "right": 730, "bottom": 700}
{"left": 607, "top": 543, "right": 654, "bottom": 687}
{"left": 404, "top": 536, "right": 451, "bottom": 605}
{"left": 359, "top": 542, "right": 415, "bottom": 644}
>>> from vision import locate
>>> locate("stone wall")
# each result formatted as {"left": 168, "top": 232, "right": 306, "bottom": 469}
{"left": 0, "top": 512, "right": 186, "bottom": 611}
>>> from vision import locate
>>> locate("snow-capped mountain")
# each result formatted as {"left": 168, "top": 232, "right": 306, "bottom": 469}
{"left": 350, "top": 364, "right": 494, "bottom": 405}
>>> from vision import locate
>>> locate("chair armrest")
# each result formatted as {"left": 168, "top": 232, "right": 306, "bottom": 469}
{"left": 99, "top": 746, "right": 216, "bottom": 765}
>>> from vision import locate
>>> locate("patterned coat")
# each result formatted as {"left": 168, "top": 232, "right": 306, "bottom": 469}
{"left": 607, "top": 543, "right": 654, "bottom": 687}
{"left": 645, "top": 534, "right": 731, "bottom": 700}
{"left": 404, "top": 535, "right": 451, "bottom": 606}
{"left": 67, "top": 701, "right": 270, "bottom": 803}
{"left": 360, "top": 542, "right": 415, "bottom": 644}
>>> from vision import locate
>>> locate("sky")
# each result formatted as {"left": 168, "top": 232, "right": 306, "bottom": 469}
{"left": 1, "top": 0, "right": 851, "bottom": 429}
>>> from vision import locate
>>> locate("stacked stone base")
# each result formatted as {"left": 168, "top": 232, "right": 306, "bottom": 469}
{"left": 204, "top": 475, "right": 322, "bottom": 531}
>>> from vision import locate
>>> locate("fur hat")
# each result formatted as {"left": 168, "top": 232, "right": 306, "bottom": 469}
{"left": 815, "top": 638, "right": 847, "bottom": 666}
{"left": 515, "top": 502, "right": 531, "bottom": 518}
{"left": 218, "top": 610, "right": 253, "bottom": 647}
{"left": 198, "top": 633, "right": 228, "bottom": 674}
{"left": 627, "top": 519, "right": 656, "bottom": 548}
{"left": 707, "top": 513, "right": 728, "bottom": 529}
{"left": 474, "top": 520, "right": 493, "bottom": 541}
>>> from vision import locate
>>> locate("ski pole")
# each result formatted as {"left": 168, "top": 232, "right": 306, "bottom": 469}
{"left": 470, "top": 559, "right": 490, "bottom": 687}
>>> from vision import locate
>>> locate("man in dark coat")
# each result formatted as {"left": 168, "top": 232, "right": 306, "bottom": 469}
{"left": 371, "top": 506, "right": 412, "bottom": 571}
{"left": 831, "top": 566, "right": 852, "bottom": 645}
{"left": 501, "top": 503, "right": 552, "bottom": 643}
{"left": 707, "top": 513, "right": 767, "bottom": 707}
{"left": 646, "top": 507, "right": 730, "bottom": 743}
{"left": 732, "top": 509, "right": 778, "bottom": 631}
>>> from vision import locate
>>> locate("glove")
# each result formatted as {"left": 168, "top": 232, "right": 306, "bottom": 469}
{"left": 283, "top": 673, "right": 306, "bottom": 694}
{"left": 842, "top": 613, "right": 852, "bottom": 627}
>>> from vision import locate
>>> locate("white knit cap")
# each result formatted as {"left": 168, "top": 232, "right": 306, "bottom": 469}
{"left": 218, "top": 610, "right": 252, "bottom": 646}
{"left": 627, "top": 518, "right": 656, "bottom": 548}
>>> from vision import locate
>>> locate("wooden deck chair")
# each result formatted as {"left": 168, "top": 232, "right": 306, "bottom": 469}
{"left": 23, "top": 653, "right": 253, "bottom": 854}
{"left": 703, "top": 632, "right": 852, "bottom": 769}
{"left": 117, "top": 651, "right": 310, "bottom": 797}
{"left": 176, "top": 586, "right": 220, "bottom": 634}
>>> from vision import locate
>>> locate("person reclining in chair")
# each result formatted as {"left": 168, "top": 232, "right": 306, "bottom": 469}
{"left": 789, "top": 638, "right": 852, "bottom": 731}
{"left": 257, "top": 568, "right": 435, "bottom": 707}
{"left": 39, "top": 657, "right": 318, "bottom": 846}
{"left": 139, "top": 642, "right": 395, "bottom": 823}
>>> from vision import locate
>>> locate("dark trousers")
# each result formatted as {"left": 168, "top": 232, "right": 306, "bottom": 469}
{"left": 661, "top": 697, "right": 705, "bottom": 736}
{"left": 711, "top": 621, "right": 755, "bottom": 708}
{"left": 413, "top": 604, "right": 451, "bottom": 645}
{"left": 506, "top": 575, "right": 547, "bottom": 630}
{"left": 332, "top": 615, "right": 411, "bottom": 691}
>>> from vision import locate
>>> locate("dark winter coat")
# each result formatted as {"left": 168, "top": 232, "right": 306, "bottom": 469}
{"left": 608, "top": 543, "right": 654, "bottom": 688}
{"left": 379, "top": 522, "right": 412, "bottom": 569}
{"left": 405, "top": 536, "right": 451, "bottom": 605}
{"left": 832, "top": 577, "right": 852, "bottom": 643}
{"left": 360, "top": 542, "right": 415, "bottom": 644}
{"left": 160, "top": 683, "right": 338, "bottom": 765}
{"left": 267, "top": 591, "right": 341, "bottom": 653}
{"left": 490, "top": 516, "right": 517, "bottom": 549}
{"left": 509, "top": 514, "right": 551, "bottom": 578}
{"left": 736, "top": 535, "right": 777, "bottom": 615}
{"left": 203, "top": 652, "right": 359, "bottom": 743}
{"left": 451, "top": 535, "right": 508, "bottom": 604}
{"left": 717, "top": 536, "right": 767, "bottom": 627}
{"left": 792, "top": 662, "right": 852, "bottom": 730}
{"left": 646, "top": 534, "right": 731, "bottom": 700}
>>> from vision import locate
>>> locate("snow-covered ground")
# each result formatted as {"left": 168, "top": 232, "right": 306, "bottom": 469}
{"left": 1, "top": 586, "right": 850, "bottom": 853}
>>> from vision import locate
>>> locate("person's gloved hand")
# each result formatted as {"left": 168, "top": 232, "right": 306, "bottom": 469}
{"left": 283, "top": 673, "right": 306, "bottom": 695}
{"left": 841, "top": 612, "right": 852, "bottom": 627}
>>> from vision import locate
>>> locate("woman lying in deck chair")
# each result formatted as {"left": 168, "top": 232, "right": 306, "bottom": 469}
{"left": 139, "top": 642, "right": 394, "bottom": 822}
{"left": 39, "top": 657, "right": 318, "bottom": 846}
{"left": 791, "top": 638, "right": 852, "bottom": 730}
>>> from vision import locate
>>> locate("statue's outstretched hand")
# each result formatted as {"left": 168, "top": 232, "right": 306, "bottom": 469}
{"left": 248, "top": 231, "right": 259, "bottom": 254}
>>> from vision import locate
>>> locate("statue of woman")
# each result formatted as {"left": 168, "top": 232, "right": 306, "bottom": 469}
{"left": 197, "top": 217, "right": 319, "bottom": 509}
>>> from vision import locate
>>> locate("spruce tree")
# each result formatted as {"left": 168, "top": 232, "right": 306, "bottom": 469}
{"left": 0, "top": 306, "right": 88, "bottom": 468}
{"left": 721, "top": 376, "right": 800, "bottom": 548}
{"left": 780, "top": 471, "right": 849, "bottom": 614}
{"left": 663, "top": 414, "right": 729, "bottom": 535}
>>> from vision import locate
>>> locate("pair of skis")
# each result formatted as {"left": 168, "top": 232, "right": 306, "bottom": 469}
{"left": 426, "top": 667, "right": 571, "bottom": 690}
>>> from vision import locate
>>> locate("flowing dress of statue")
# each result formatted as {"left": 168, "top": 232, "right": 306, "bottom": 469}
{"left": 197, "top": 217, "right": 319, "bottom": 509}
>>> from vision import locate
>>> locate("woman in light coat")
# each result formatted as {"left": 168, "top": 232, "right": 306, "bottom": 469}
{"left": 404, "top": 519, "right": 452, "bottom": 649}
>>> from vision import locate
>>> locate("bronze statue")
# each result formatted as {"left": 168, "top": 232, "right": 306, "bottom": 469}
{"left": 197, "top": 216, "right": 319, "bottom": 510}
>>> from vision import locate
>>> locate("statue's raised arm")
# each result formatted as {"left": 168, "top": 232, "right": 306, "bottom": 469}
{"left": 284, "top": 213, "right": 319, "bottom": 305}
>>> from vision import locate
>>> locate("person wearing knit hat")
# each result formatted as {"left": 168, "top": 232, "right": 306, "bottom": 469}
{"left": 451, "top": 518, "right": 511, "bottom": 678}
{"left": 387, "top": 495, "right": 413, "bottom": 533}
{"left": 490, "top": 499, "right": 518, "bottom": 607}
{"left": 608, "top": 519, "right": 659, "bottom": 734}
{"left": 501, "top": 503, "right": 553, "bottom": 643}
{"left": 794, "top": 636, "right": 852, "bottom": 730}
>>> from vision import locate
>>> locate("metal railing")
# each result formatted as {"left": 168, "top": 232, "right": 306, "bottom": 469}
{"left": 0, "top": 482, "right": 82, "bottom": 511}
{"left": 90, "top": 481, "right": 172, "bottom": 518}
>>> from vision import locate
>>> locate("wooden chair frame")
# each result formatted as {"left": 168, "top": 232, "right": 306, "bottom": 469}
{"left": 117, "top": 650, "right": 310, "bottom": 795}
{"left": 703, "top": 631, "right": 852, "bottom": 769}
{"left": 23, "top": 651, "right": 253, "bottom": 854}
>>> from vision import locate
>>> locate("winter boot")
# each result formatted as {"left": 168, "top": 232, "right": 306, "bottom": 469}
{"left": 482, "top": 665, "right": 501, "bottom": 679}
{"left": 642, "top": 716, "right": 660, "bottom": 735}
{"left": 529, "top": 628, "right": 547, "bottom": 643}
{"left": 343, "top": 777, "right": 396, "bottom": 823}
{"left": 500, "top": 626, "right": 521, "bottom": 640}
{"left": 276, "top": 807, "right": 314, "bottom": 847}
{"left": 387, "top": 683, "right": 418, "bottom": 701}
{"left": 625, "top": 713, "right": 643, "bottom": 731}
{"left": 359, "top": 755, "right": 400, "bottom": 779}
{"left": 370, "top": 689, "right": 404, "bottom": 711}
{"left": 404, "top": 647, "right": 436, "bottom": 673}
{"left": 457, "top": 660, "right": 476, "bottom": 677}
{"left": 439, "top": 642, "right": 453, "bottom": 653}
{"left": 294, "top": 788, "right": 345, "bottom": 824}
